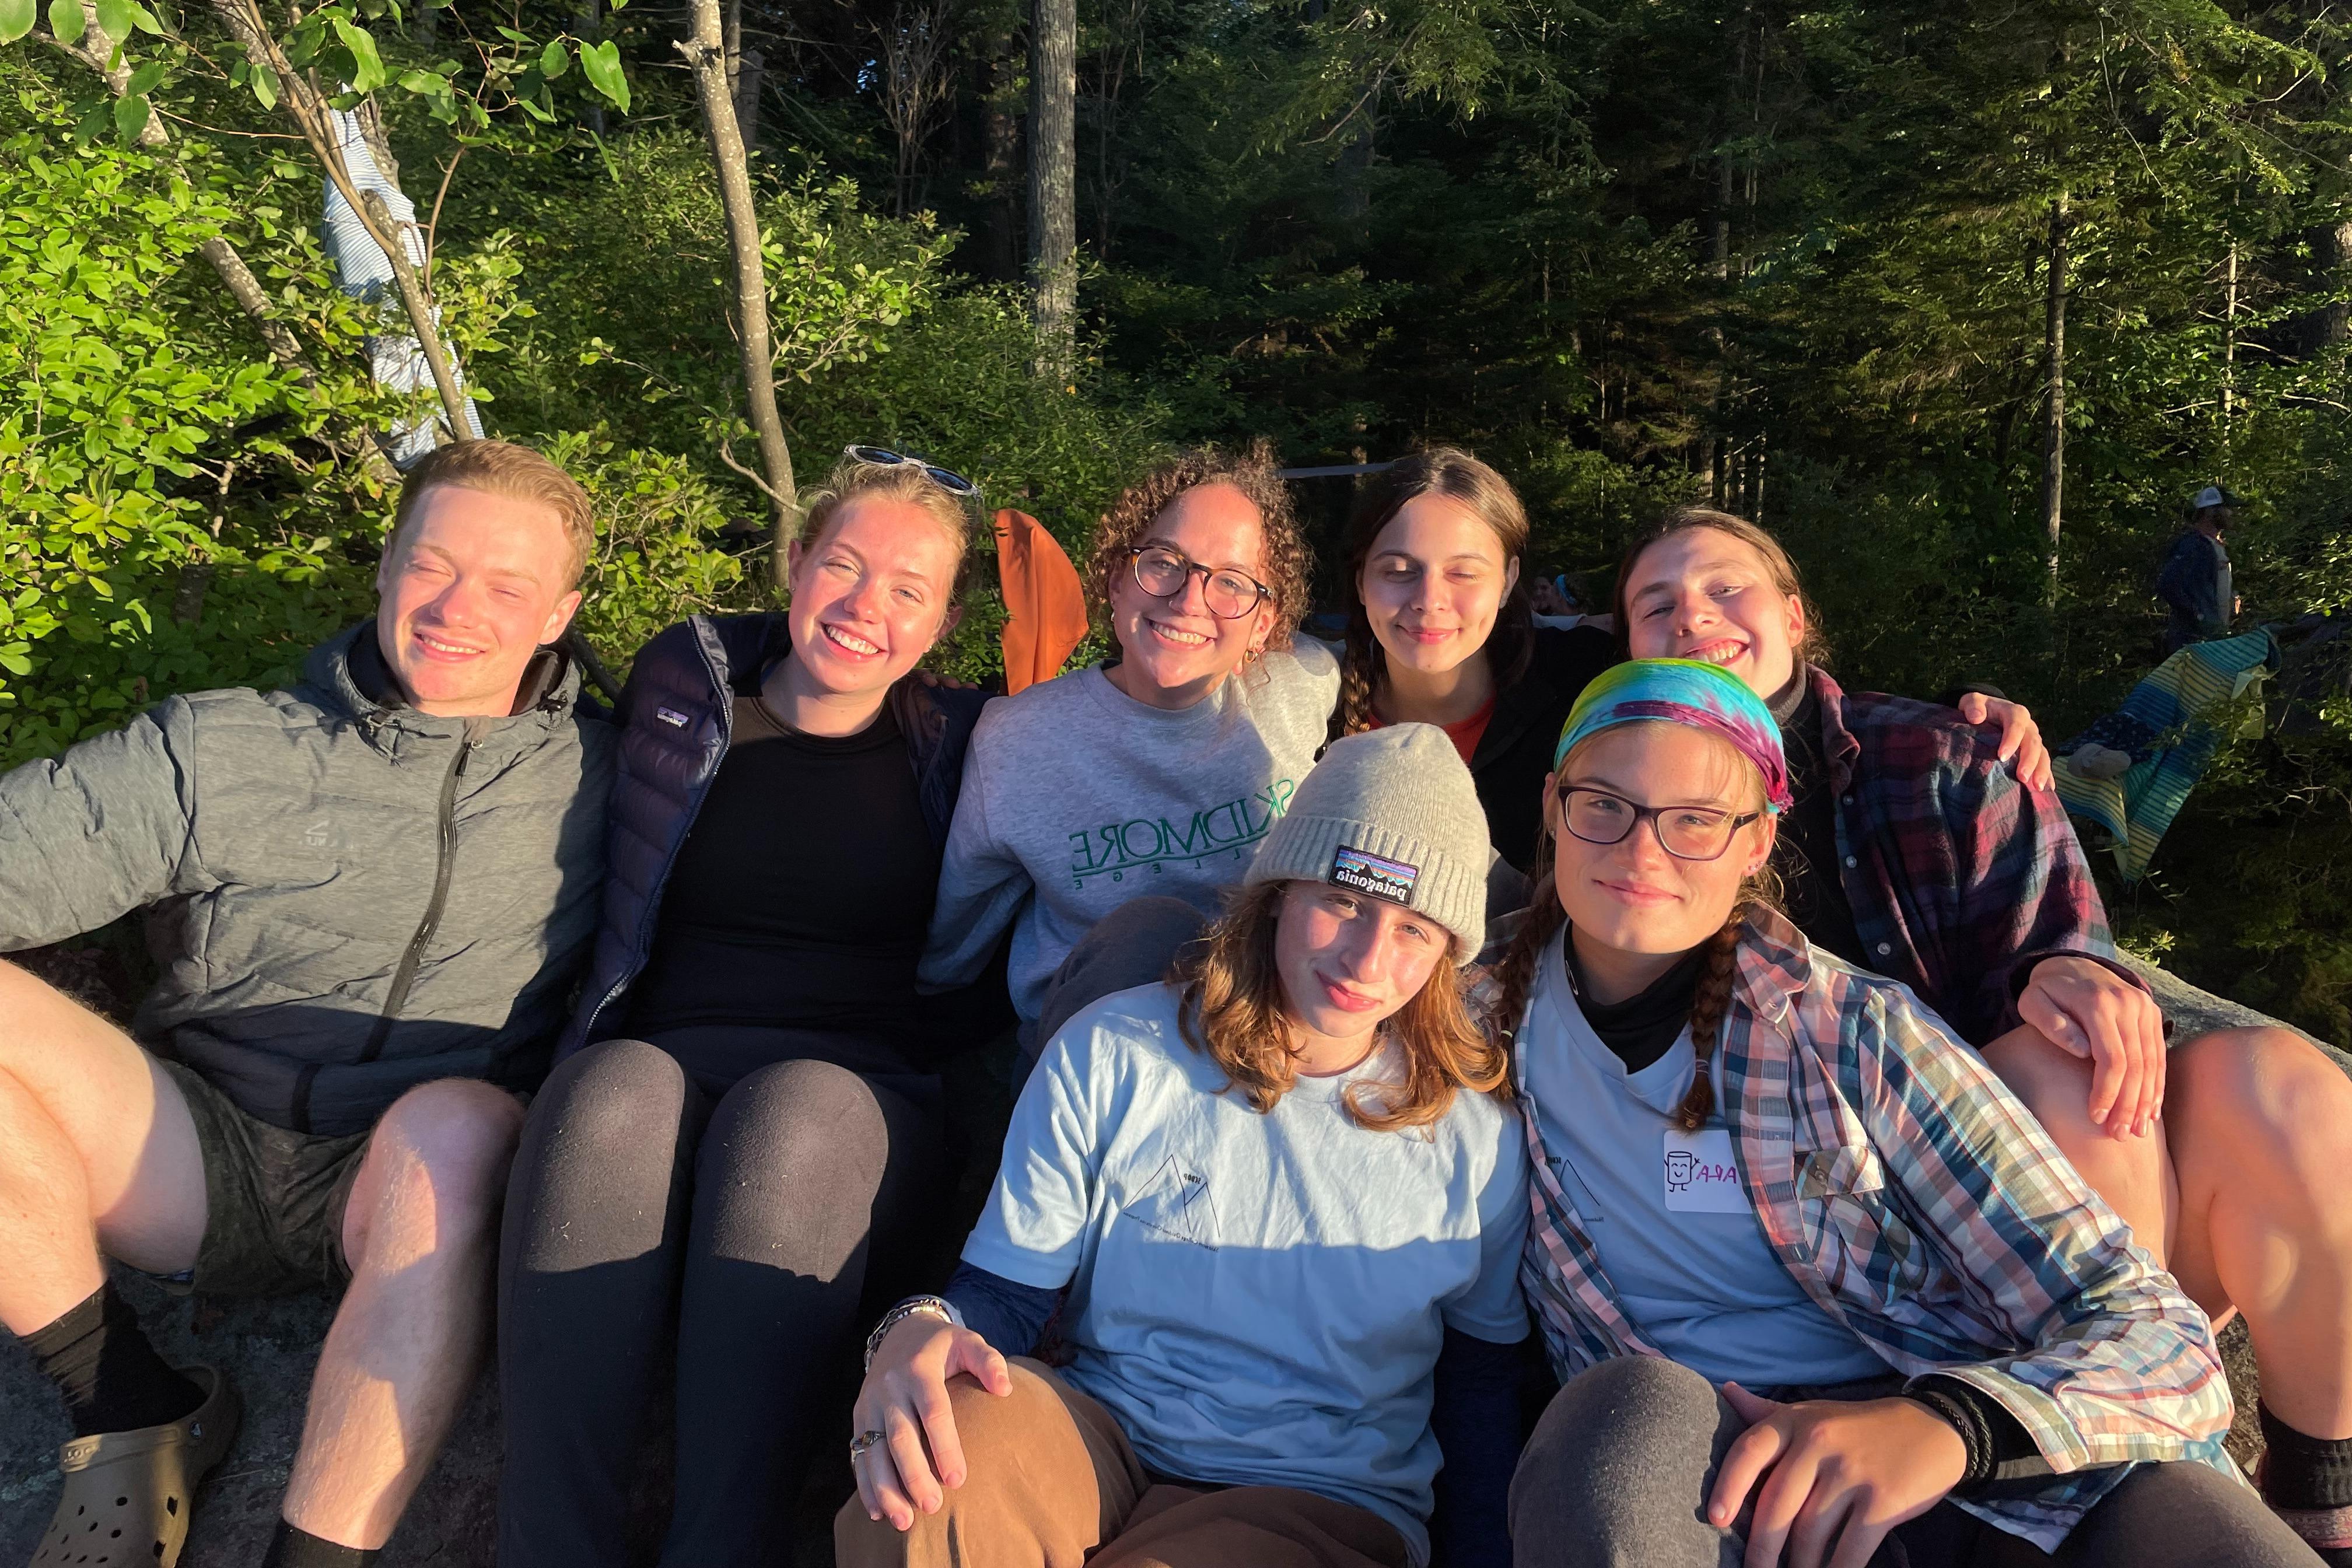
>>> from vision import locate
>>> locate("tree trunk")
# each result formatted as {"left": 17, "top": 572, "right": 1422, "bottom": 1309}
{"left": 48, "top": 0, "right": 167, "bottom": 142}
{"left": 724, "top": 0, "right": 744, "bottom": 111}
{"left": 1704, "top": 15, "right": 1744, "bottom": 506}
{"left": 196, "top": 237, "right": 311, "bottom": 377}
{"left": 2040, "top": 192, "right": 2067, "bottom": 605}
{"left": 2324, "top": 218, "right": 2352, "bottom": 349}
{"left": 982, "top": 26, "right": 1023, "bottom": 282}
{"left": 1335, "top": 113, "right": 1374, "bottom": 248}
{"left": 2222, "top": 236, "right": 2238, "bottom": 442}
{"left": 678, "top": 0, "right": 798, "bottom": 534}
{"left": 735, "top": 47, "right": 765, "bottom": 152}
{"left": 207, "top": 0, "right": 478, "bottom": 450}
{"left": 358, "top": 188, "right": 470, "bottom": 436}
{"left": 1028, "top": 0, "right": 1077, "bottom": 372}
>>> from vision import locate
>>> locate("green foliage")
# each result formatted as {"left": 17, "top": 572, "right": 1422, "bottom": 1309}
{"left": 6, "top": 0, "right": 2351, "bottom": 1034}
{"left": 0, "top": 91, "right": 380, "bottom": 764}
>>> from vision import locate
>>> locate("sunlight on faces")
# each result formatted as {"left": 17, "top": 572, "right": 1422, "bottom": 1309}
{"left": 1105, "top": 482, "right": 1277, "bottom": 710}
{"left": 374, "top": 485, "right": 583, "bottom": 718}
{"left": 783, "top": 497, "right": 965, "bottom": 698}
{"left": 1622, "top": 527, "right": 1804, "bottom": 698}
{"left": 1359, "top": 492, "right": 1521, "bottom": 678}
{"left": 1546, "top": 724, "right": 1775, "bottom": 963}
{"left": 1271, "top": 881, "right": 1451, "bottom": 1051}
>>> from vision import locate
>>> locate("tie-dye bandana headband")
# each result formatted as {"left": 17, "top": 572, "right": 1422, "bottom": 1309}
{"left": 1553, "top": 659, "right": 1794, "bottom": 814}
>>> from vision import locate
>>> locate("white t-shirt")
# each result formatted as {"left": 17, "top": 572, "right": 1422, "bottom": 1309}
{"left": 918, "top": 641, "right": 1340, "bottom": 1023}
{"left": 964, "top": 982, "right": 1530, "bottom": 1565}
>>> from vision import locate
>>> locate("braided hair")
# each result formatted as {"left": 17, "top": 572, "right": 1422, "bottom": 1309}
{"left": 1492, "top": 731, "right": 1781, "bottom": 1132}
{"left": 1336, "top": 447, "right": 1535, "bottom": 736}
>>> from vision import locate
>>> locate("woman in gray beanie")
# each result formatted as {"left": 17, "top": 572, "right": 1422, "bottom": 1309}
{"left": 836, "top": 723, "right": 1532, "bottom": 1568}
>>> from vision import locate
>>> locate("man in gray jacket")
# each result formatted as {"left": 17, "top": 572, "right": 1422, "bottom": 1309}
{"left": 0, "top": 440, "right": 613, "bottom": 1568}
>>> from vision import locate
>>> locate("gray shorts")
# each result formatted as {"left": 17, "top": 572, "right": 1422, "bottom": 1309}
{"left": 156, "top": 1057, "right": 371, "bottom": 1298}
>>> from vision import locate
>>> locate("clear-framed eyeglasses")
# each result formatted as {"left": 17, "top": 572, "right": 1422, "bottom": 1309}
{"left": 1126, "top": 544, "right": 1270, "bottom": 620}
{"left": 1556, "top": 785, "right": 1761, "bottom": 862}
{"left": 842, "top": 444, "right": 980, "bottom": 498}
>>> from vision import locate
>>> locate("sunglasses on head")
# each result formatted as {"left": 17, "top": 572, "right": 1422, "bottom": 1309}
{"left": 843, "top": 444, "right": 980, "bottom": 498}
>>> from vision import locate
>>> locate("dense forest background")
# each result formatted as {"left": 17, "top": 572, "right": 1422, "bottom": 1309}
{"left": 4, "top": 0, "right": 2351, "bottom": 1038}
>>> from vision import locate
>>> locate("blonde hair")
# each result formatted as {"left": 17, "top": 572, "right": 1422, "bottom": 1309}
{"left": 1486, "top": 724, "right": 1780, "bottom": 1131}
{"left": 1173, "top": 881, "right": 1509, "bottom": 1132}
{"left": 1612, "top": 507, "right": 1831, "bottom": 670}
{"left": 391, "top": 440, "right": 597, "bottom": 590}
{"left": 797, "top": 453, "right": 981, "bottom": 603}
{"left": 1085, "top": 442, "right": 1311, "bottom": 649}
{"left": 1338, "top": 447, "right": 1534, "bottom": 736}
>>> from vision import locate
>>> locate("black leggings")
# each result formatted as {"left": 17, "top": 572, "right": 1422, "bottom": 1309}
{"left": 496, "top": 1035, "right": 948, "bottom": 1568}
{"left": 1509, "top": 1356, "right": 2314, "bottom": 1567}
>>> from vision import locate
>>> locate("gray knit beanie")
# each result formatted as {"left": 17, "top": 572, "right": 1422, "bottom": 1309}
{"left": 1244, "top": 723, "right": 1491, "bottom": 963}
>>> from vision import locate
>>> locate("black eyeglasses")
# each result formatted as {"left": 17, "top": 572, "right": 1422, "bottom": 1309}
{"left": 1126, "top": 545, "right": 1271, "bottom": 620}
{"left": 843, "top": 444, "right": 979, "bottom": 498}
{"left": 1556, "top": 785, "right": 1760, "bottom": 862}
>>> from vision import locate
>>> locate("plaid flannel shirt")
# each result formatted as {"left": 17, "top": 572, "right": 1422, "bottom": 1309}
{"left": 1510, "top": 908, "right": 2234, "bottom": 1552}
{"left": 1810, "top": 666, "right": 2141, "bottom": 1048}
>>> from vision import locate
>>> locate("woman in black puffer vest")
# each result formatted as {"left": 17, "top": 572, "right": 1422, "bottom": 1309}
{"left": 496, "top": 450, "right": 996, "bottom": 1568}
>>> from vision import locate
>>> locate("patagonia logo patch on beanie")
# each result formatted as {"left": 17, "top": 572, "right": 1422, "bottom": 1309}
{"left": 1331, "top": 845, "right": 1420, "bottom": 905}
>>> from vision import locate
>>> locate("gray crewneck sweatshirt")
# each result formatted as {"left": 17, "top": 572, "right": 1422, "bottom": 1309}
{"left": 919, "top": 640, "right": 1340, "bottom": 1026}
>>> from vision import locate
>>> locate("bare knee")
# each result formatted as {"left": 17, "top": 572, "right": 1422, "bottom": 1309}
{"left": 2172, "top": 1028, "right": 2352, "bottom": 1214}
{"left": 346, "top": 1079, "right": 525, "bottom": 1268}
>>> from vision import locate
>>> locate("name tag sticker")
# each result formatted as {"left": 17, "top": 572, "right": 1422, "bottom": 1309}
{"left": 1330, "top": 845, "right": 1420, "bottom": 904}
{"left": 1661, "top": 1128, "right": 1746, "bottom": 1213}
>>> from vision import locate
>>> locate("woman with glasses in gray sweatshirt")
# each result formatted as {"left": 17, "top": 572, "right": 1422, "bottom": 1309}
{"left": 918, "top": 442, "right": 1341, "bottom": 1062}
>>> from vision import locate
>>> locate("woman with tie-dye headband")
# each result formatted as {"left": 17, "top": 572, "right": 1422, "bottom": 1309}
{"left": 1485, "top": 659, "right": 2301, "bottom": 1568}
{"left": 1617, "top": 508, "right": 2352, "bottom": 1564}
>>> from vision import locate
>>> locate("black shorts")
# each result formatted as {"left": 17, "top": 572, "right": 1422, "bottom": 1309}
{"left": 156, "top": 1058, "right": 372, "bottom": 1298}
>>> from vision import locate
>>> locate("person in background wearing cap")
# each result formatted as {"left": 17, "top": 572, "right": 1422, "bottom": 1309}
{"left": 836, "top": 725, "right": 1530, "bottom": 1568}
{"left": 1488, "top": 659, "right": 2306, "bottom": 1568}
{"left": 2157, "top": 486, "right": 2240, "bottom": 652}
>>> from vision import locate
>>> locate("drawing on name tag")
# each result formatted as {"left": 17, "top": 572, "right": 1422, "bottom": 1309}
{"left": 1661, "top": 1127, "right": 1747, "bottom": 1214}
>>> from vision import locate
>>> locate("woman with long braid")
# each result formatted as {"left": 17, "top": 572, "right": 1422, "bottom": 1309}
{"left": 1618, "top": 509, "right": 2352, "bottom": 1563}
{"left": 1495, "top": 659, "right": 2304, "bottom": 1568}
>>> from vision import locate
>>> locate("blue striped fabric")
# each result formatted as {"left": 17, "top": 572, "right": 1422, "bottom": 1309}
{"left": 2055, "top": 631, "right": 2278, "bottom": 883}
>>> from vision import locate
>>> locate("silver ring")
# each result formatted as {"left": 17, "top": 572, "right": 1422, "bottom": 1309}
{"left": 849, "top": 1429, "right": 888, "bottom": 1461}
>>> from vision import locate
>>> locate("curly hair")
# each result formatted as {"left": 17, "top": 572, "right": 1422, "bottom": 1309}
{"left": 1483, "top": 726, "right": 1780, "bottom": 1132}
{"left": 1084, "top": 441, "right": 1312, "bottom": 650}
{"left": 1172, "top": 881, "right": 1510, "bottom": 1132}
{"left": 1336, "top": 446, "right": 1534, "bottom": 737}
{"left": 1611, "top": 507, "right": 1831, "bottom": 672}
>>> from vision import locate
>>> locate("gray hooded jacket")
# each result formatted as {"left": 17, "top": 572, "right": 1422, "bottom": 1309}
{"left": 0, "top": 622, "right": 612, "bottom": 1135}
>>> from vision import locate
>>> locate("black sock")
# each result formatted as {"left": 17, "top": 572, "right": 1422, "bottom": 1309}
{"left": 19, "top": 1281, "right": 205, "bottom": 1439}
{"left": 261, "top": 1521, "right": 378, "bottom": 1568}
{"left": 2259, "top": 1402, "right": 2352, "bottom": 1566}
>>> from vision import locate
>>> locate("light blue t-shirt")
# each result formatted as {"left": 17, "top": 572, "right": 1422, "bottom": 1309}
{"left": 1520, "top": 929, "right": 1887, "bottom": 1390}
{"left": 964, "top": 982, "right": 1531, "bottom": 1567}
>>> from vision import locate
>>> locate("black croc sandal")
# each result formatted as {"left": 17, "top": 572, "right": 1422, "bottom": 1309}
{"left": 30, "top": 1366, "right": 241, "bottom": 1568}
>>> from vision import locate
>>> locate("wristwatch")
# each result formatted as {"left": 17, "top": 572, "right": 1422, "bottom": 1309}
{"left": 863, "top": 1294, "right": 966, "bottom": 1372}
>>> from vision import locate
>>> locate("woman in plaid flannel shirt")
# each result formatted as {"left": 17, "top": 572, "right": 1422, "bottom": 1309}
{"left": 1491, "top": 659, "right": 2306, "bottom": 1568}
{"left": 1613, "top": 513, "right": 2352, "bottom": 1563}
